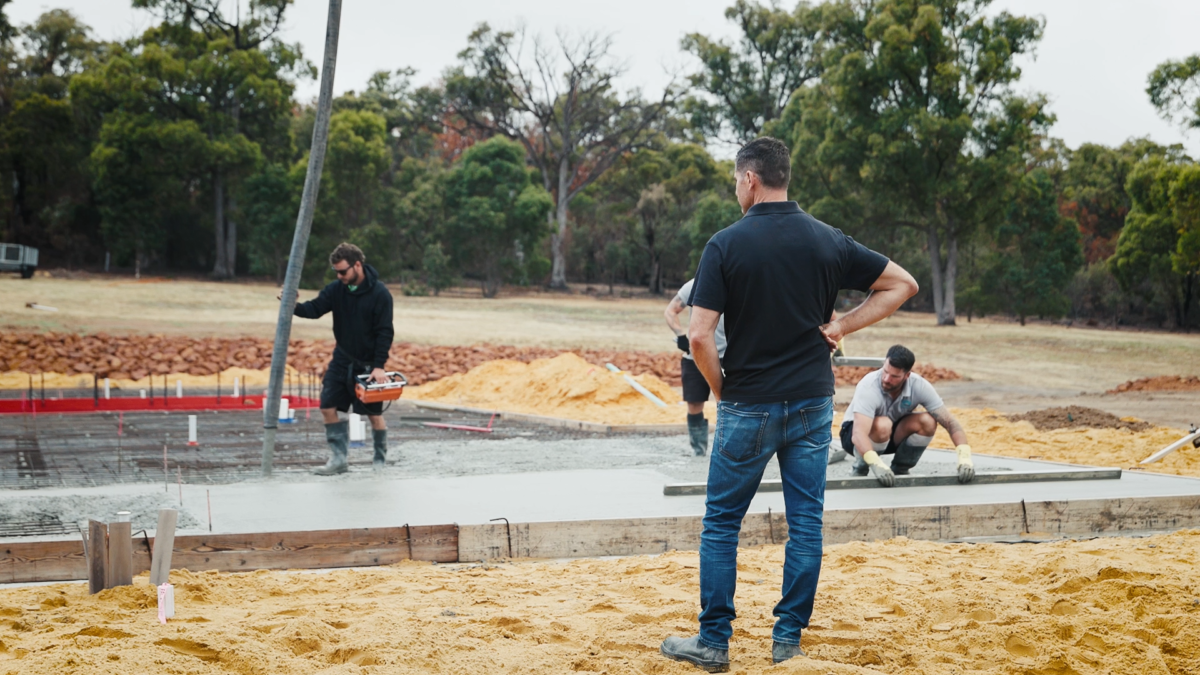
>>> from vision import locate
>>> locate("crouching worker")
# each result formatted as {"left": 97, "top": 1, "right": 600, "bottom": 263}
{"left": 284, "top": 243, "right": 394, "bottom": 474}
{"left": 841, "top": 345, "right": 975, "bottom": 486}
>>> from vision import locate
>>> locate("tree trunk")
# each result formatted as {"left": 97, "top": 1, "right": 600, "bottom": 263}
{"left": 212, "top": 169, "right": 229, "bottom": 278}
{"left": 226, "top": 195, "right": 238, "bottom": 278}
{"left": 548, "top": 159, "right": 571, "bottom": 290}
{"left": 648, "top": 255, "right": 661, "bottom": 295}
{"left": 926, "top": 225, "right": 957, "bottom": 326}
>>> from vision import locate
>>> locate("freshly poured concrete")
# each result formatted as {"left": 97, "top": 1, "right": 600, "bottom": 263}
{"left": 4, "top": 450, "right": 1198, "bottom": 535}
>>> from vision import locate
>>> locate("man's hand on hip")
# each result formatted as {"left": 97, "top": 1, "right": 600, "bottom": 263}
{"left": 370, "top": 368, "right": 388, "bottom": 384}
{"left": 819, "top": 319, "right": 845, "bottom": 352}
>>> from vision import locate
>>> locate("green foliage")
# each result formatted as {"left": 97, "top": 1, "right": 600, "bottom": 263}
{"left": 690, "top": 192, "right": 743, "bottom": 270}
{"left": 241, "top": 162, "right": 298, "bottom": 281}
{"left": 977, "top": 170, "right": 1083, "bottom": 324}
{"left": 442, "top": 136, "right": 553, "bottom": 297}
{"left": 421, "top": 242, "right": 455, "bottom": 295}
{"left": 1147, "top": 54, "right": 1200, "bottom": 131}
{"left": 775, "top": 0, "right": 1049, "bottom": 325}
{"left": 681, "top": 0, "right": 824, "bottom": 143}
{"left": 1111, "top": 155, "right": 1200, "bottom": 327}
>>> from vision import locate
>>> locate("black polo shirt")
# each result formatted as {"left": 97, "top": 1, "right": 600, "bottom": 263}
{"left": 688, "top": 201, "right": 888, "bottom": 403}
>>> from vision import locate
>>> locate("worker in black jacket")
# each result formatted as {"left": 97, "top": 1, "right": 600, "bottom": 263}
{"left": 286, "top": 243, "right": 395, "bottom": 474}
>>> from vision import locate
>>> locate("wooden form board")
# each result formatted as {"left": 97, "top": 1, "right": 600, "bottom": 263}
{"left": 0, "top": 524, "right": 458, "bottom": 584}
{"left": 456, "top": 493, "right": 1200, "bottom": 560}
{"left": 663, "top": 469, "right": 1124, "bottom": 495}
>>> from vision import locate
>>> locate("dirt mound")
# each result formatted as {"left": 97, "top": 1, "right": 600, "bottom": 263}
{"left": 1108, "top": 375, "right": 1200, "bottom": 393}
{"left": 407, "top": 353, "right": 711, "bottom": 425}
{"left": 1007, "top": 405, "right": 1153, "bottom": 432}
{"left": 834, "top": 363, "right": 960, "bottom": 386}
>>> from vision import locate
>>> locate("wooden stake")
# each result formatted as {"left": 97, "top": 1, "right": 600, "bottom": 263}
{"left": 149, "top": 509, "right": 177, "bottom": 586}
{"left": 86, "top": 519, "right": 107, "bottom": 594}
{"left": 107, "top": 521, "right": 133, "bottom": 588}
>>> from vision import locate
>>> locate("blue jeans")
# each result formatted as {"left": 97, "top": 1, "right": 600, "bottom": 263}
{"left": 698, "top": 396, "right": 833, "bottom": 650}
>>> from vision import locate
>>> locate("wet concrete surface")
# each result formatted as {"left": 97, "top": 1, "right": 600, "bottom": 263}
{"left": 3, "top": 450, "right": 1199, "bottom": 536}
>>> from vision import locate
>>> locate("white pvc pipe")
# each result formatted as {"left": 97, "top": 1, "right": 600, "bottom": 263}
{"left": 1140, "top": 430, "right": 1200, "bottom": 465}
{"left": 176, "top": 380, "right": 183, "bottom": 398}
{"left": 605, "top": 363, "right": 667, "bottom": 408}
{"left": 233, "top": 377, "right": 240, "bottom": 397}
{"left": 188, "top": 415, "right": 197, "bottom": 446}
{"left": 104, "top": 378, "right": 110, "bottom": 399}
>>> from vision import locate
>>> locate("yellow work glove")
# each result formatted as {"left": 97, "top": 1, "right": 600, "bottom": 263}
{"left": 861, "top": 450, "right": 895, "bottom": 487}
{"left": 956, "top": 444, "right": 975, "bottom": 484}
{"left": 833, "top": 338, "right": 845, "bottom": 357}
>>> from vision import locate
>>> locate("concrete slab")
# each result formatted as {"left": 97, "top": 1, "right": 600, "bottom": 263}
{"left": 3, "top": 450, "right": 1198, "bottom": 537}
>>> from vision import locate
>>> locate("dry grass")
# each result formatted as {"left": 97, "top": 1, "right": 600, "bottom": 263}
{"left": 2, "top": 276, "right": 1199, "bottom": 391}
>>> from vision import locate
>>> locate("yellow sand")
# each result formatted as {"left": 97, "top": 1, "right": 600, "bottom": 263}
{"left": 2, "top": 531, "right": 1198, "bottom": 674}
{"left": 407, "top": 352, "right": 716, "bottom": 425}
{"left": 0, "top": 367, "right": 302, "bottom": 394}
{"left": 929, "top": 408, "right": 1199, "bottom": 477}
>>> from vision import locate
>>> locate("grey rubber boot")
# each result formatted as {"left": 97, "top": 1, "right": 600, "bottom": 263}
{"left": 314, "top": 421, "right": 349, "bottom": 475}
{"left": 890, "top": 440, "right": 928, "bottom": 475}
{"left": 772, "top": 641, "right": 806, "bottom": 663}
{"left": 372, "top": 428, "right": 388, "bottom": 470}
{"left": 660, "top": 636, "right": 729, "bottom": 673}
{"left": 687, "top": 413, "right": 708, "bottom": 456}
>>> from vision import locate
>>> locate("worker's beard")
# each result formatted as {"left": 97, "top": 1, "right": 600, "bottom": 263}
{"left": 342, "top": 268, "right": 363, "bottom": 286}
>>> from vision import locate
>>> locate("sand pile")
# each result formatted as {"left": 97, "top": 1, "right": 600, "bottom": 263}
{"left": 2, "top": 530, "right": 1198, "bottom": 674}
{"left": 407, "top": 352, "right": 715, "bottom": 425}
{"left": 1109, "top": 375, "right": 1200, "bottom": 393}
{"left": 914, "top": 407, "right": 1199, "bottom": 477}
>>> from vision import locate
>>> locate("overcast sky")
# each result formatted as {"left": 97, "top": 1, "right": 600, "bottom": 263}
{"left": 8, "top": 0, "right": 1200, "bottom": 156}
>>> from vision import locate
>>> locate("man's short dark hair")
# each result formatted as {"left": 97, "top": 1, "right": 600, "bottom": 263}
{"left": 329, "top": 243, "right": 365, "bottom": 267}
{"left": 886, "top": 345, "right": 916, "bottom": 372}
{"left": 735, "top": 137, "right": 791, "bottom": 189}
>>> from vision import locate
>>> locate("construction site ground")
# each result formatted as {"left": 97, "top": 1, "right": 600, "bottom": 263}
{"left": 4, "top": 275, "right": 1200, "bottom": 675}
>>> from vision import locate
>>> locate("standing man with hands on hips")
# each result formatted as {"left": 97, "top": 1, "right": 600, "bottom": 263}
{"left": 281, "top": 243, "right": 394, "bottom": 475}
{"left": 659, "top": 137, "right": 918, "bottom": 672}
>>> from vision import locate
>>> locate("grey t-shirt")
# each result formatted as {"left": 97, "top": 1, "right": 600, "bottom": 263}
{"left": 847, "top": 370, "right": 944, "bottom": 422}
{"left": 676, "top": 279, "right": 727, "bottom": 360}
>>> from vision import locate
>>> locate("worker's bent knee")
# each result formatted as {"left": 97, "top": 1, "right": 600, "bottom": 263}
{"left": 913, "top": 412, "right": 937, "bottom": 435}
{"left": 686, "top": 402, "right": 706, "bottom": 415}
{"left": 320, "top": 408, "right": 340, "bottom": 424}
{"left": 367, "top": 415, "right": 386, "bottom": 430}
{"left": 868, "top": 417, "right": 892, "bottom": 442}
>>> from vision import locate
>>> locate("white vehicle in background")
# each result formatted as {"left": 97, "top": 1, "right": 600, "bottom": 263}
{"left": 0, "top": 243, "right": 37, "bottom": 278}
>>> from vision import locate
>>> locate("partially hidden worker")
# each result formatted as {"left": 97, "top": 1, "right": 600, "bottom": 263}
{"left": 838, "top": 344, "right": 975, "bottom": 486}
{"left": 283, "top": 243, "right": 394, "bottom": 475}
{"left": 665, "top": 278, "right": 727, "bottom": 456}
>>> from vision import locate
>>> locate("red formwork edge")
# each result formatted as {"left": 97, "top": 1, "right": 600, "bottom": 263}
{"left": 0, "top": 395, "right": 319, "bottom": 415}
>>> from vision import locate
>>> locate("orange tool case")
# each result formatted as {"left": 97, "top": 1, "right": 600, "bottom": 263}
{"left": 354, "top": 372, "right": 408, "bottom": 403}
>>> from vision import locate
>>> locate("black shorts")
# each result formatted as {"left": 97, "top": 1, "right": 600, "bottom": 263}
{"left": 839, "top": 418, "right": 904, "bottom": 455}
{"left": 681, "top": 357, "right": 712, "bottom": 403}
{"left": 320, "top": 355, "right": 383, "bottom": 416}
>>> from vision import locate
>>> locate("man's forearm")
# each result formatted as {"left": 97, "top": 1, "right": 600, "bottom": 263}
{"left": 835, "top": 287, "right": 909, "bottom": 337}
{"left": 691, "top": 338, "right": 723, "bottom": 400}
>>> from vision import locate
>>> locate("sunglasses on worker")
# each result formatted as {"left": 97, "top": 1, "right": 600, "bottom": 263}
{"left": 332, "top": 264, "right": 353, "bottom": 276}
